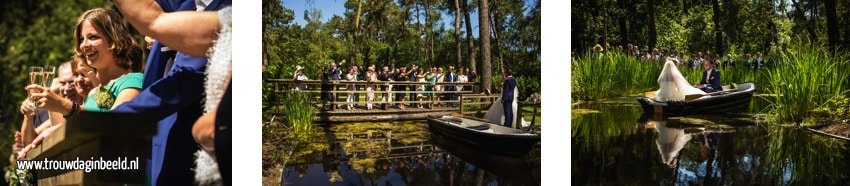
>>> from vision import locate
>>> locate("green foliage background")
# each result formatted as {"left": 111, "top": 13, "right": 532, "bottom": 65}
{"left": 262, "top": 0, "right": 541, "bottom": 110}
{"left": 571, "top": 0, "right": 850, "bottom": 55}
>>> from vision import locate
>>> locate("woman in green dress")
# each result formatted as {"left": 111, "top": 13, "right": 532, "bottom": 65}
{"left": 28, "top": 8, "right": 144, "bottom": 114}
{"left": 424, "top": 67, "right": 437, "bottom": 109}
{"left": 74, "top": 8, "right": 145, "bottom": 112}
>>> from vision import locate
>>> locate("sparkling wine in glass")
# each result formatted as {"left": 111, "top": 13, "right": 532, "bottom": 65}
{"left": 27, "top": 66, "right": 43, "bottom": 109}
{"left": 28, "top": 67, "right": 43, "bottom": 90}
{"left": 42, "top": 65, "right": 55, "bottom": 87}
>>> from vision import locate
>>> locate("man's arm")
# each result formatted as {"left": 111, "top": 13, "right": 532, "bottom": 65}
{"left": 112, "top": 54, "right": 207, "bottom": 119}
{"left": 112, "top": 0, "right": 221, "bottom": 57}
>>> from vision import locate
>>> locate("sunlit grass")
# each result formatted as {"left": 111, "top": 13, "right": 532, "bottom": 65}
{"left": 281, "top": 91, "right": 318, "bottom": 138}
{"left": 765, "top": 43, "right": 850, "bottom": 123}
{"left": 572, "top": 51, "right": 663, "bottom": 101}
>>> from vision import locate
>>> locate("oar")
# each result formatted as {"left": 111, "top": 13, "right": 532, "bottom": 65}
{"left": 647, "top": 91, "right": 707, "bottom": 101}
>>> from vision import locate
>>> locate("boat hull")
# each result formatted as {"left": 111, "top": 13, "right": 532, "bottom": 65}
{"left": 427, "top": 118, "right": 540, "bottom": 157}
{"left": 637, "top": 83, "right": 756, "bottom": 116}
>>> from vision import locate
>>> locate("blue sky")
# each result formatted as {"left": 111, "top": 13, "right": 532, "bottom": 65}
{"left": 282, "top": 0, "right": 491, "bottom": 38}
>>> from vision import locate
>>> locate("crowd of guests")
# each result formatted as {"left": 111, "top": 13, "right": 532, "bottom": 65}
{"left": 582, "top": 43, "right": 769, "bottom": 71}
{"left": 13, "top": 0, "right": 232, "bottom": 185}
{"left": 295, "top": 61, "right": 478, "bottom": 111}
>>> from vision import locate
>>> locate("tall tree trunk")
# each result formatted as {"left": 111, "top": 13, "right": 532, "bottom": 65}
{"left": 462, "top": 0, "right": 477, "bottom": 75}
{"left": 712, "top": 0, "right": 723, "bottom": 54}
{"left": 425, "top": 0, "right": 434, "bottom": 66}
{"left": 491, "top": 0, "right": 504, "bottom": 77}
{"left": 392, "top": 0, "right": 413, "bottom": 67}
{"left": 791, "top": 0, "right": 816, "bottom": 43}
{"left": 416, "top": 3, "right": 425, "bottom": 65}
{"left": 618, "top": 0, "right": 629, "bottom": 48}
{"left": 353, "top": 0, "right": 363, "bottom": 65}
{"left": 824, "top": 0, "right": 839, "bottom": 52}
{"left": 647, "top": 0, "right": 657, "bottom": 49}
{"left": 602, "top": 4, "right": 608, "bottom": 49}
{"left": 454, "top": 0, "right": 463, "bottom": 68}
{"left": 479, "top": 0, "right": 492, "bottom": 92}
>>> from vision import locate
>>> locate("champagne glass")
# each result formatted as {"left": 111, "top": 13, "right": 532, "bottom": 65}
{"left": 28, "top": 67, "right": 43, "bottom": 90}
{"left": 27, "top": 66, "right": 43, "bottom": 109}
{"left": 43, "top": 65, "right": 56, "bottom": 87}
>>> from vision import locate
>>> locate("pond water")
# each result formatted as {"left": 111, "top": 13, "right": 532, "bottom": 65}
{"left": 572, "top": 96, "right": 850, "bottom": 185}
{"left": 269, "top": 121, "right": 541, "bottom": 185}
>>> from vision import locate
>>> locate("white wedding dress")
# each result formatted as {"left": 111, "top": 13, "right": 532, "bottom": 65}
{"left": 483, "top": 88, "right": 529, "bottom": 128}
{"left": 656, "top": 60, "right": 706, "bottom": 102}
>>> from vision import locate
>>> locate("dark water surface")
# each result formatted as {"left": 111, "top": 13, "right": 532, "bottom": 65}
{"left": 279, "top": 121, "right": 541, "bottom": 185}
{"left": 572, "top": 96, "right": 850, "bottom": 185}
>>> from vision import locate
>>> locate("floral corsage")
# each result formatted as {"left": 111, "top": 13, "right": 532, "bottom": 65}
{"left": 94, "top": 86, "right": 115, "bottom": 109}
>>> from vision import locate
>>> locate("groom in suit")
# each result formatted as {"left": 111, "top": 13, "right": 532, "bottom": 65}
{"left": 502, "top": 70, "right": 517, "bottom": 128}
{"left": 111, "top": 0, "right": 231, "bottom": 184}
{"left": 696, "top": 60, "right": 722, "bottom": 93}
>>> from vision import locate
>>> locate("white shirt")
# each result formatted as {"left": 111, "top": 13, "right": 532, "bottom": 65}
{"left": 196, "top": 0, "right": 214, "bottom": 11}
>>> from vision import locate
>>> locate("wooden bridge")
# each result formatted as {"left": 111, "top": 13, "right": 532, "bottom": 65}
{"left": 268, "top": 79, "right": 472, "bottom": 121}
{"left": 266, "top": 79, "right": 540, "bottom": 128}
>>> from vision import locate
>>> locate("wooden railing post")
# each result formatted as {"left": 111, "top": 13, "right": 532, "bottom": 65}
{"left": 332, "top": 81, "right": 338, "bottom": 110}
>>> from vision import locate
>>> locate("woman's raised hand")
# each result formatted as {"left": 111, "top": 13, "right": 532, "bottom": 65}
{"left": 26, "top": 85, "right": 72, "bottom": 113}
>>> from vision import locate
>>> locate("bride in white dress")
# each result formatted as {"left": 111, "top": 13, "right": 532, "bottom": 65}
{"left": 656, "top": 58, "right": 706, "bottom": 102}
{"left": 483, "top": 87, "right": 529, "bottom": 128}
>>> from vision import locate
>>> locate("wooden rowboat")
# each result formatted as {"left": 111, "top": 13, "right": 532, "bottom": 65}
{"left": 427, "top": 116, "right": 540, "bottom": 156}
{"left": 637, "top": 83, "right": 756, "bottom": 116}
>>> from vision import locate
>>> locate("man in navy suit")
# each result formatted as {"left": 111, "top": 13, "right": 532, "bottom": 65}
{"left": 502, "top": 70, "right": 517, "bottom": 128}
{"left": 696, "top": 60, "right": 722, "bottom": 93}
{"left": 111, "top": 0, "right": 231, "bottom": 185}
{"left": 444, "top": 66, "right": 458, "bottom": 106}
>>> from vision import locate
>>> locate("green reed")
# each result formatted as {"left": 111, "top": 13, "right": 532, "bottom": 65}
{"left": 280, "top": 91, "right": 318, "bottom": 138}
{"left": 765, "top": 43, "right": 850, "bottom": 123}
{"left": 572, "top": 51, "right": 663, "bottom": 101}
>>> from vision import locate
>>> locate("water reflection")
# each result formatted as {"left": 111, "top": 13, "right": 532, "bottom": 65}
{"left": 653, "top": 119, "right": 692, "bottom": 168}
{"left": 572, "top": 100, "right": 850, "bottom": 185}
{"left": 266, "top": 121, "right": 541, "bottom": 185}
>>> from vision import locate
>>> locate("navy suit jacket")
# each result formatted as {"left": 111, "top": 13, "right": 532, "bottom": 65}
{"left": 699, "top": 69, "right": 722, "bottom": 91}
{"left": 502, "top": 76, "right": 516, "bottom": 103}
{"left": 112, "top": 0, "right": 231, "bottom": 185}
{"left": 444, "top": 72, "right": 457, "bottom": 90}
{"left": 215, "top": 83, "right": 232, "bottom": 184}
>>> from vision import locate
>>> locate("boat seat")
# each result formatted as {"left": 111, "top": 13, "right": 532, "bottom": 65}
{"left": 465, "top": 122, "right": 491, "bottom": 130}
{"left": 721, "top": 84, "right": 738, "bottom": 91}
